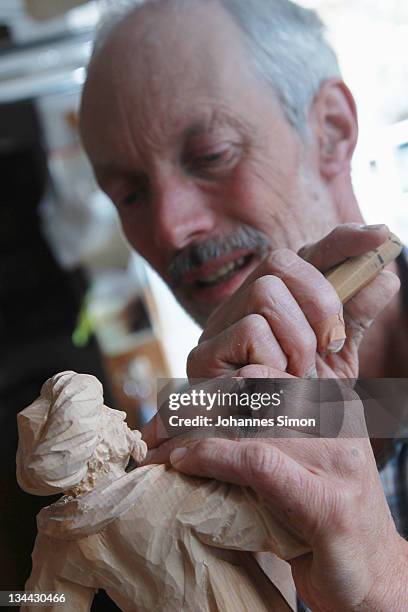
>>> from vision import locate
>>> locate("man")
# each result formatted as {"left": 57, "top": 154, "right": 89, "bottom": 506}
{"left": 80, "top": 0, "right": 408, "bottom": 609}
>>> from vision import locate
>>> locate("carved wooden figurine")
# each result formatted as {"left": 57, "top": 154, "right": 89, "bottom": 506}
{"left": 17, "top": 371, "right": 307, "bottom": 611}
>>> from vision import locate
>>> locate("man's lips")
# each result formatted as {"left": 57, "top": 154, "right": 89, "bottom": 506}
{"left": 177, "top": 250, "right": 259, "bottom": 304}
{"left": 181, "top": 249, "right": 255, "bottom": 287}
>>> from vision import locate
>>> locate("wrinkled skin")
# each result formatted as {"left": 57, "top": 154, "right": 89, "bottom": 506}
{"left": 81, "top": 1, "right": 344, "bottom": 326}
{"left": 142, "top": 229, "right": 405, "bottom": 612}
{"left": 80, "top": 2, "right": 408, "bottom": 609}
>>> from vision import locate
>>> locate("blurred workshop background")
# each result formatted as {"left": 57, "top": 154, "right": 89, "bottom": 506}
{"left": 0, "top": 0, "right": 407, "bottom": 601}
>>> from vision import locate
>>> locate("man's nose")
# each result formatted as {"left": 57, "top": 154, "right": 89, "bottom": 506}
{"left": 151, "top": 175, "right": 216, "bottom": 251}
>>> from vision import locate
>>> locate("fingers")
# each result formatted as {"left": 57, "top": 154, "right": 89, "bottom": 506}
{"left": 198, "top": 224, "right": 396, "bottom": 379}
{"left": 263, "top": 250, "right": 345, "bottom": 355}
{"left": 143, "top": 367, "right": 293, "bottom": 450}
{"left": 343, "top": 270, "right": 400, "bottom": 348}
{"left": 143, "top": 374, "right": 266, "bottom": 450}
{"left": 169, "top": 438, "right": 324, "bottom": 532}
{"left": 169, "top": 438, "right": 300, "bottom": 488}
{"left": 140, "top": 414, "right": 169, "bottom": 450}
{"left": 143, "top": 430, "right": 216, "bottom": 465}
{"left": 188, "top": 314, "right": 287, "bottom": 378}
{"left": 298, "top": 223, "right": 390, "bottom": 272}
{"left": 202, "top": 249, "right": 345, "bottom": 370}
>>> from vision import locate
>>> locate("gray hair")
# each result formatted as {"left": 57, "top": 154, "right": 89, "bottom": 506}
{"left": 95, "top": 0, "right": 341, "bottom": 130}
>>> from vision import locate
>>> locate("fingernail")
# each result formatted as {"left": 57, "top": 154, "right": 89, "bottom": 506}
{"left": 360, "top": 224, "right": 387, "bottom": 231}
{"left": 170, "top": 447, "right": 188, "bottom": 466}
{"left": 315, "top": 315, "right": 345, "bottom": 355}
{"left": 328, "top": 338, "right": 345, "bottom": 353}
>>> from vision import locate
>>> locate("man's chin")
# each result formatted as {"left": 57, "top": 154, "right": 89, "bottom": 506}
{"left": 173, "top": 293, "right": 217, "bottom": 328}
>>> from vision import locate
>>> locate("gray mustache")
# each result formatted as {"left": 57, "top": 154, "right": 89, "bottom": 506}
{"left": 168, "top": 226, "right": 270, "bottom": 287}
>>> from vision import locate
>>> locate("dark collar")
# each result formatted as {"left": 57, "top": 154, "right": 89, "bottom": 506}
{"left": 396, "top": 247, "right": 408, "bottom": 311}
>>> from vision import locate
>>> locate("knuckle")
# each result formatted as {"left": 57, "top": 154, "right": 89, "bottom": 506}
{"left": 236, "top": 364, "right": 272, "bottom": 378}
{"left": 193, "top": 439, "right": 212, "bottom": 460}
{"left": 186, "top": 344, "right": 204, "bottom": 378}
{"left": 329, "top": 223, "right": 355, "bottom": 242}
{"left": 295, "top": 329, "right": 317, "bottom": 358}
{"left": 318, "top": 485, "right": 350, "bottom": 534}
{"left": 240, "top": 313, "right": 268, "bottom": 336}
{"left": 251, "top": 276, "right": 268, "bottom": 294}
{"left": 241, "top": 444, "right": 278, "bottom": 485}
{"left": 249, "top": 276, "right": 284, "bottom": 307}
{"left": 330, "top": 224, "right": 360, "bottom": 257}
{"left": 193, "top": 439, "right": 219, "bottom": 470}
{"left": 198, "top": 328, "right": 208, "bottom": 343}
{"left": 333, "top": 444, "right": 367, "bottom": 478}
{"left": 267, "top": 248, "right": 298, "bottom": 269}
{"left": 339, "top": 222, "right": 361, "bottom": 233}
{"left": 287, "top": 330, "right": 317, "bottom": 374}
{"left": 315, "top": 284, "right": 342, "bottom": 315}
{"left": 297, "top": 243, "right": 313, "bottom": 261}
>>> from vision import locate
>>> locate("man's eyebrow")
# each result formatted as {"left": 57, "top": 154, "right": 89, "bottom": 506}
{"left": 93, "top": 162, "right": 131, "bottom": 189}
{"left": 94, "top": 163, "right": 119, "bottom": 182}
{"left": 180, "top": 109, "right": 253, "bottom": 141}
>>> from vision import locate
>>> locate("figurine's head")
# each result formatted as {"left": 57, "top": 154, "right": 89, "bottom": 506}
{"left": 17, "top": 371, "right": 147, "bottom": 497}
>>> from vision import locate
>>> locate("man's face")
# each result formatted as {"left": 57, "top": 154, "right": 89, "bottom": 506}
{"left": 81, "top": 2, "right": 338, "bottom": 325}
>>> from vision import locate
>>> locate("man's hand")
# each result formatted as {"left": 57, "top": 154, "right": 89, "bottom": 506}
{"left": 187, "top": 224, "right": 400, "bottom": 381}
{"left": 142, "top": 224, "right": 400, "bottom": 448}
{"left": 146, "top": 402, "right": 408, "bottom": 611}
{"left": 141, "top": 223, "right": 407, "bottom": 610}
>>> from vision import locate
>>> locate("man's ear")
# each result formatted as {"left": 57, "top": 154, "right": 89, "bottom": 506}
{"left": 309, "top": 79, "right": 358, "bottom": 180}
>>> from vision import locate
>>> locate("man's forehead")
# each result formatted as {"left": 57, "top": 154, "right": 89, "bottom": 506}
{"left": 91, "top": 0, "right": 254, "bottom": 93}
{"left": 99, "top": 0, "right": 238, "bottom": 59}
{"left": 83, "top": 6, "right": 250, "bottom": 136}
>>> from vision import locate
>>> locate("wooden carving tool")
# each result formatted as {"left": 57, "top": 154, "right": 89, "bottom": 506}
{"left": 325, "top": 232, "right": 403, "bottom": 304}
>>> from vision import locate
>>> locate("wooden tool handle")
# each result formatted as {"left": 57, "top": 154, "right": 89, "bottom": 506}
{"left": 325, "top": 232, "right": 403, "bottom": 304}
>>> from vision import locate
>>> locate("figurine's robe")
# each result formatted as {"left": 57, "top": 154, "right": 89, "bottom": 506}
{"left": 23, "top": 463, "right": 306, "bottom": 611}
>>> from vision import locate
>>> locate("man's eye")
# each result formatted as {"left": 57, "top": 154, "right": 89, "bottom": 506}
{"left": 199, "top": 151, "right": 225, "bottom": 164}
{"left": 121, "top": 186, "right": 146, "bottom": 207}
{"left": 190, "top": 145, "right": 238, "bottom": 175}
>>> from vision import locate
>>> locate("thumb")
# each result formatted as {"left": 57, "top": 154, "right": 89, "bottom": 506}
{"left": 170, "top": 438, "right": 251, "bottom": 485}
{"left": 169, "top": 438, "right": 323, "bottom": 534}
{"left": 343, "top": 270, "right": 400, "bottom": 349}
